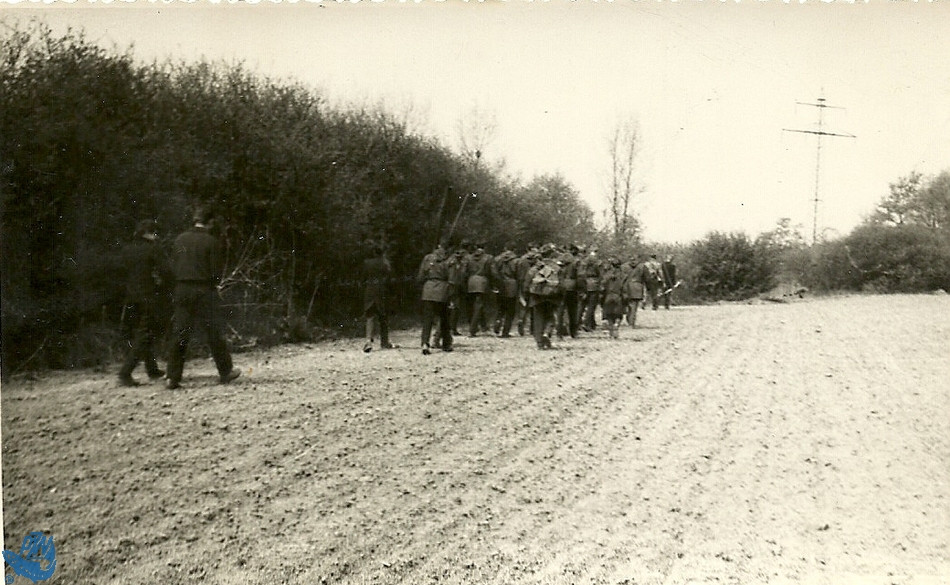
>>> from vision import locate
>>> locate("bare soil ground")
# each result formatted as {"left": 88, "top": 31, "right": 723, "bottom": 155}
{"left": 2, "top": 294, "right": 948, "bottom": 585}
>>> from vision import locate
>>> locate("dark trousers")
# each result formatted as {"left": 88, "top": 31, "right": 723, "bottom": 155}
{"left": 468, "top": 292, "right": 490, "bottom": 335}
{"left": 515, "top": 297, "right": 530, "bottom": 335}
{"left": 421, "top": 300, "right": 452, "bottom": 349}
{"left": 532, "top": 298, "right": 558, "bottom": 347}
{"left": 626, "top": 299, "right": 642, "bottom": 327}
{"left": 496, "top": 296, "right": 518, "bottom": 336}
{"left": 558, "top": 291, "right": 580, "bottom": 337}
{"left": 647, "top": 286, "right": 660, "bottom": 310}
{"left": 660, "top": 289, "right": 672, "bottom": 309}
{"left": 364, "top": 304, "right": 390, "bottom": 344}
{"left": 449, "top": 294, "right": 463, "bottom": 334}
{"left": 454, "top": 293, "right": 471, "bottom": 333}
{"left": 583, "top": 291, "right": 600, "bottom": 330}
{"left": 119, "top": 298, "right": 164, "bottom": 378}
{"left": 166, "top": 283, "right": 233, "bottom": 385}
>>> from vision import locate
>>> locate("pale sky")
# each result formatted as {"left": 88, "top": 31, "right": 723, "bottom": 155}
{"left": 2, "top": 0, "right": 948, "bottom": 243}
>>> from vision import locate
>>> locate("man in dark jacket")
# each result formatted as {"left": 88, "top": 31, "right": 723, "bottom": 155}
{"left": 623, "top": 254, "right": 649, "bottom": 327}
{"left": 165, "top": 207, "right": 241, "bottom": 390}
{"left": 450, "top": 239, "right": 473, "bottom": 335}
{"left": 118, "top": 219, "right": 170, "bottom": 386}
{"left": 466, "top": 242, "right": 493, "bottom": 336}
{"left": 644, "top": 253, "right": 664, "bottom": 310}
{"left": 579, "top": 246, "right": 603, "bottom": 331}
{"left": 556, "top": 244, "right": 581, "bottom": 338}
{"left": 433, "top": 242, "right": 464, "bottom": 349}
{"left": 491, "top": 242, "right": 519, "bottom": 338}
{"left": 362, "top": 243, "right": 394, "bottom": 352}
{"left": 445, "top": 244, "right": 467, "bottom": 337}
{"left": 659, "top": 255, "right": 678, "bottom": 310}
{"left": 514, "top": 243, "right": 539, "bottom": 336}
{"left": 525, "top": 244, "right": 562, "bottom": 349}
{"left": 601, "top": 257, "right": 628, "bottom": 339}
{"left": 418, "top": 241, "right": 453, "bottom": 354}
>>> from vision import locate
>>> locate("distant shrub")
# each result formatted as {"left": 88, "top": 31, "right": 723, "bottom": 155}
{"left": 687, "top": 232, "right": 775, "bottom": 301}
{"left": 788, "top": 225, "right": 950, "bottom": 293}
{"left": 843, "top": 224, "right": 950, "bottom": 293}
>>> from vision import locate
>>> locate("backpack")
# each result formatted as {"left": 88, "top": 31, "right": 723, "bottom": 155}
{"left": 645, "top": 260, "right": 663, "bottom": 284}
{"left": 529, "top": 260, "right": 561, "bottom": 296}
{"left": 492, "top": 251, "right": 517, "bottom": 279}
{"left": 505, "top": 254, "right": 523, "bottom": 280}
{"left": 559, "top": 254, "right": 577, "bottom": 292}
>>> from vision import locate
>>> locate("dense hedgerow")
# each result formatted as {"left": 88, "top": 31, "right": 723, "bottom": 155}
{"left": 3, "top": 23, "right": 948, "bottom": 376}
{"left": 0, "top": 23, "right": 596, "bottom": 375}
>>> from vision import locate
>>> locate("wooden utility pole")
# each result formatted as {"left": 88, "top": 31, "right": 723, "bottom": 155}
{"left": 783, "top": 97, "right": 855, "bottom": 244}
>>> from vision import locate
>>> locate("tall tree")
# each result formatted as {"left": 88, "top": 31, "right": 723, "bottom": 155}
{"left": 606, "top": 117, "right": 644, "bottom": 250}
{"left": 918, "top": 170, "right": 950, "bottom": 230}
{"left": 516, "top": 173, "right": 596, "bottom": 246}
{"left": 454, "top": 104, "right": 497, "bottom": 165}
{"left": 757, "top": 217, "right": 808, "bottom": 251}
{"left": 868, "top": 171, "right": 923, "bottom": 226}
{"left": 867, "top": 170, "right": 950, "bottom": 232}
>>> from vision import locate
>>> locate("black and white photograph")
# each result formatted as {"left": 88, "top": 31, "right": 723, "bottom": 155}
{"left": 1, "top": 1, "right": 948, "bottom": 583}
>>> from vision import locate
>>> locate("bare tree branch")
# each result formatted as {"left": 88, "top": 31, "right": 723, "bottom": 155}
{"left": 606, "top": 116, "right": 644, "bottom": 249}
{"left": 455, "top": 104, "right": 498, "bottom": 163}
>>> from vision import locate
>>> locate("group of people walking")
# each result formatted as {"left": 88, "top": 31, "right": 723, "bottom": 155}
{"left": 118, "top": 208, "right": 241, "bottom": 389}
{"left": 122, "top": 212, "right": 679, "bottom": 384}
{"left": 386, "top": 239, "right": 678, "bottom": 354}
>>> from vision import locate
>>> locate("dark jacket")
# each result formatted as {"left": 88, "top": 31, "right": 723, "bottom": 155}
{"left": 417, "top": 248, "right": 451, "bottom": 303}
{"left": 123, "top": 238, "right": 169, "bottom": 302}
{"left": 363, "top": 255, "right": 392, "bottom": 313}
{"left": 661, "top": 260, "right": 677, "bottom": 289}
{"left": 623, "top": 262, "right": 651, "bottom": 300}
{"left": 515, "top": 252, "right": 535, "bottom": 297}
{"left": 643, "top": 259, "right": 663, "bottom": 291}
{"left": 492, "top": 250, "right": 519, "bottom": 298}
{"left": 579, "top": 254, "right": 603, "bottom": 292}
{"left": 466, "top": 250, "right": 493, "bottom": 294}
{"left": 558, "top": 251, "right": 578, "bottom": 293}
{"left": 602, "top": 265, "right": 628, "bottom": 317}
{"left": 524, "top": 256, "right": 561, "bottom": 307}
{"left": 172, "top": 226, "right": 223, "bottom": 285}
{"left": 445, "top": 251, "right": 466, "bottom": 297}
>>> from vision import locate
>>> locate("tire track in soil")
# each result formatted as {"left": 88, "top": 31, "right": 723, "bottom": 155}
{"left": 293, "top": 329, "right": 673, "bottom": 584}
{"left": 196, "top": 323, "right": 672, "bottom": 584}
{"left": 528, "top": 307, "right": 754, "bottom": 585}
{"left": 3, "top": 296, "right": 948, "bottom": 585}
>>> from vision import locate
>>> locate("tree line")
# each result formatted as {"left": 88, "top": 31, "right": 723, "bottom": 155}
{"left": 0, "top": 23, "right": 598, "bottom": 375}
{"left": 660, "top": 171, "right": 950, "bottom": 303}
{"left": 2, "top": 23, "right": 948, "bottom": 376}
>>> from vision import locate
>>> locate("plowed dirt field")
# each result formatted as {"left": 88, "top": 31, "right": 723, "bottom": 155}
{"left": 3, "top": 294, "right": 948, "bottom": 585}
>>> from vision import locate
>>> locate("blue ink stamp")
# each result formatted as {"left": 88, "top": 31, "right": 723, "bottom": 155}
{"left": 3, "top": 532, "right": 56, "bottom": 583}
